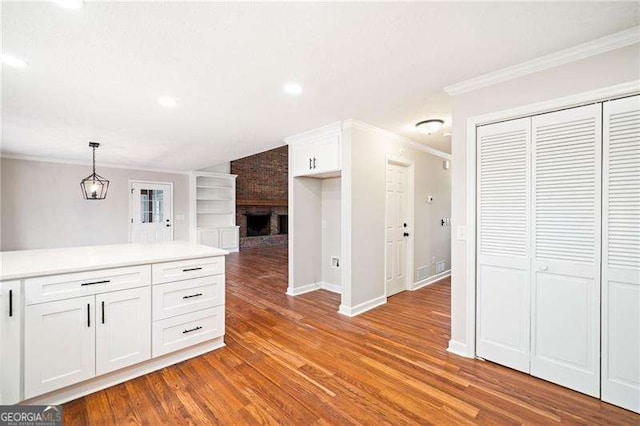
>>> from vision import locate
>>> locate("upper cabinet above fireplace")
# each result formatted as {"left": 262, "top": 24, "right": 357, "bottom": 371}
{"left": 288, "top": 123, "right": 342, "bottom": 178}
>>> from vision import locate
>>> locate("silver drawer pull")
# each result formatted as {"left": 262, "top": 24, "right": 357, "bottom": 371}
{"left": 81, "top": 279, "right": 111, "bottom": 287}
{"left": 182, "top": 293, "right": 203, "bottom": 299}
{"left": 182, "top": 267, "right": 203, "bottom": 272}
{"left": 183, "top": 326, "right": 203, "bottom": 334}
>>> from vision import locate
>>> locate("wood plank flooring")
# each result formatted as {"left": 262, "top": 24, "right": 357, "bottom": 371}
{"left": 64, "top": 247, "right": 639, "bottom": 425}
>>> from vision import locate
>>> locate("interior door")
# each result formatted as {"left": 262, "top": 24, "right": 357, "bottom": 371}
{"left": 96, "top": 287, "right": 151, "bottom": 375}
{"left": 601, "top": 95, "right": 640, "bottom": 413}
{"left": 24, "top": 296, "right": 96, "bottom": 399}
{"left": 385, "top": 162, "right": 408, "bottom": 297}
{"left": 130, "top": 181, "right": 173, "bottom": 243}
{"left": 530, "top": 103, "right": 602, "bottom": 397}
{"left": 476, "top": 117, "right": 531, "bottom": 373}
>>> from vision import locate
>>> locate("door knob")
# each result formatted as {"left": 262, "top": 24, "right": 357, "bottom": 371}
{"left": 403, "top": 232, "right": 410, "bottom": 237}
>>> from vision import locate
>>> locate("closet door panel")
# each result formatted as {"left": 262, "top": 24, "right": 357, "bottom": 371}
{"left": 531, "top": 103, "right": 601, "bottom": 397}
{"left": 476, "top": 117, "right": 531, "bottom": 373}
{"left": 602, "top": 95, "right": 640, "bottom": 413}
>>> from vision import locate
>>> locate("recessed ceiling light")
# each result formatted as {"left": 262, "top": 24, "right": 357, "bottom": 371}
{"left": 52, "top": 0, "right": 84, "bottom": 9}
{"left": 157, "top": 96, "right": 177, "bottom": 108}
{"left": 283, "top": 83, "right": 302, "bottom": 96}
{"left": 1, "top": 54, "right": 28, "bottom": 68}
{"left": 415, "top": 119, "right": 444, "bottom": 135}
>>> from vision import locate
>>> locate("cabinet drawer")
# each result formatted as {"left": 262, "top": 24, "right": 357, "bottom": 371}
{"left": 152, "top": 256, "right": 224, "bottom": 284}
{"left": 25, "top": 265, "right": 151, "bottom": 305}
{"left": 152, "top": 275, "right": 225, "bottom": 321}
{"left": 152, "top": 306, "right": 225, "bottom": 357}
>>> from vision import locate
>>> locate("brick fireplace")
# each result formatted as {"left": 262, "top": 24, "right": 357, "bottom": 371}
{"left": 231, "top": 146, "right": 288, "bottom": 250}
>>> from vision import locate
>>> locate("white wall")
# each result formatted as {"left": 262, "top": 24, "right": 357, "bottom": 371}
{"left": 0, "top": 158, "right": 190, "bottom": 250}
{"left": 449, "top": 45, "right": 640, "bottom": 349}
{"left": 199, "top": 162, "right": 231, "bottom": 174}
{"left": 350, "top": 125, "right": 452, "bottom": 308}
{"left": 289, "top": 176, "right": 322, "bottom": 290}
{"left": 321, "top": 177, "right": 341, "bottom": 287}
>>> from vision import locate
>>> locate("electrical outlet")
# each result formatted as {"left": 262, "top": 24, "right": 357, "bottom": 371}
{"left": 436, "top": 260, "right": 445, "bottom": 274}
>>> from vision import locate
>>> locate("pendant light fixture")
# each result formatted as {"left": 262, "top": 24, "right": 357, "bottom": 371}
{"left": 415, "top": 119, "right": 444, "bottom": 135}
{"left": 80, "top": 142, "right": 109, "bottom": 200}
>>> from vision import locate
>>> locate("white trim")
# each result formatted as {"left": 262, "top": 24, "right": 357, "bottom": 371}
{"left": 445, "top": 26, "right": 640, "bottom": 96}
{"left": 318, "top": 281, "right": 342, "bottom": 294}
{"left": 410, "top": 269, "right": 451, "bottom": 291}
{"left": 463, "top": 80, "right": 640, "bottom": 359}
{"left": 128, "top": 180, "right": 175, "bottom": 243}
{"left": 284, "top": 121, "right": 343, "bottom": 144}
{"left": 0, "top": 153, "right": 190, "bottom": 175}
{"left": 338, "top": 295, "right": 387, "bottom": 317}
{"left": 447, "top": 339, "right": 472, "bottom": 358}
{"left": 384, "top": 156, "right": 415, "bottom": 297}
{"left": 345, "top": 119, "right": 452, "bottom": 160}
{"left": 340, "top": 124, "right": 353, "bottom": 311}
{"left": 22, "top": 337, "right": 225, "bottom": 406}
{"left": 286, "top": 282, "right": 319, "bottom": 296}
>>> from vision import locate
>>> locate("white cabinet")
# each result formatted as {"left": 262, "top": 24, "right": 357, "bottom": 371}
{"left": 197, "top": 227, "right": 239, "bottom": 251}
{"left": 96, "top": 287, "right": 151, "bottom": 375}
{"left": 25, "top": 296, "right": 96, "bottom": 399}
{"left": 292, "top": 134, "right": 341, "bottom": 177}
{"left": 1, "top": 280, "right": 22, "bottom": 404}
{"left": 152, "top": 306, "right": 224, "bottom": 357}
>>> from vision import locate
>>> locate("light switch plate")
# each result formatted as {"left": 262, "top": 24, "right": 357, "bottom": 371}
{"left": 456, "top": 225, "right": 466, "bottom": 241}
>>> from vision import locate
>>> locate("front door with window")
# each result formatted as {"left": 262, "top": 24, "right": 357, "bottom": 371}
{"left": 130, "top": 181, "right": 173, "bottom": 243}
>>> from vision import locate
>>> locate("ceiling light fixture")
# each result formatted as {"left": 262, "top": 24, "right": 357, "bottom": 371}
{"left": 283, "top": 83, "right": 303, "bottom": 96}
{"left": 52, "top": 0, "right": 84, "bottom": 9}
{"left": 415, "top": 119, "right": 444, "bottom": 135}
{"left": 80, "top": 142, "right": 110, "bottom": 200}
{"left": 157, "top": 96, "right": 177, "bottom": 108}
{"left": 1, "top": 54, "right": 28, "bottom": 68}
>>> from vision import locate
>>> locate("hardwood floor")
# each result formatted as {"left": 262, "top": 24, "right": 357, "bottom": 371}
{"left": 64, "top": 247, "right": 639, "bottom": 425}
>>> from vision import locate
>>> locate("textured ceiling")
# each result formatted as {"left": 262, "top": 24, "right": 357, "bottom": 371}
{"left": 2, "top": 2, "right": 638, "bottom": 170}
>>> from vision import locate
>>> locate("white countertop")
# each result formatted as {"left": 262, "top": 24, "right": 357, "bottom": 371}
{"left": 0, "top": 241, "right": 229, "bottom": 281}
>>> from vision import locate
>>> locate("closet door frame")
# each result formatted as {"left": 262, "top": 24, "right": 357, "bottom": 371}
{"left": 454, "top": 80, "right": 640, "bottom": 360}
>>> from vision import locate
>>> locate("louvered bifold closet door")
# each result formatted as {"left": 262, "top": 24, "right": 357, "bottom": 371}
{"left": 476, "top": 117, "right": 531, "bottom": 373}
{"left": 530, "top": 103, "right": 602, "bottom": 397}
{"left": 602, "top": 95, "right": 640, "bottom": 414}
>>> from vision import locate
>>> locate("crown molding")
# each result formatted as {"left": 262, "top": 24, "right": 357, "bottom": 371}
{"left": 444, "top": 25, "right": 640, "bottom": 96}
{"left": 343, "top": 119, "right": 452, "bottom": 160}
{"left": 0, "top": 153, "right": 191, "bottom": 175}
{"left": 284, "top": 121, "right": 343, "bottom": 144}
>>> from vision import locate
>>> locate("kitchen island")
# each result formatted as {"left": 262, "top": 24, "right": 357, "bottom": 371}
{"left": 0, "top": 241, "right": 228, "bottom": 405}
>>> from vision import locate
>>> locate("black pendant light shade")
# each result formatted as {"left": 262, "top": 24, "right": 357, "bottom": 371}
{"left": 81, "top": 142, "right": 109, "bottom": 200}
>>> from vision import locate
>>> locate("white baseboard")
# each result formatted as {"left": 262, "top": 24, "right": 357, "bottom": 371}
{"left": 447, "top": 339, "right": 474, "bottom": 358}
{"left": 286, "top": 282, "right": 319, "bottom": 296}
{"left": 410, "top": 269, "right": 451, "bottom": 291}
{"left": 339, "top": 295, "right": 387, "bottom": 317}
{"left": 318, "top": 281, "right": 342, "bottom": 294}
{"left": 21, "top": 337, "right": 225, "bottom": 406}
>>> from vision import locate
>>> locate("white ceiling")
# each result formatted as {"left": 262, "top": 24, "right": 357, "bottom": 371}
{"left": 2, "top": 1, "right": 638, "bottom": 171}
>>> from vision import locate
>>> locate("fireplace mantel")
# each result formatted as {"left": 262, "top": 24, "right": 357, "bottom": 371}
{"left": 236, "top": 199, "right": 288, "bottom": 207}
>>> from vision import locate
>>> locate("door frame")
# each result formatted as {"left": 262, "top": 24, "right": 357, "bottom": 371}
{"left": 128, "top": 180, "right": 175, "bottom": 243}
{"left": 452, "top": 80, "right": 640, "bottom": 359}
{"left": 384, "top": 156, "right": 415, "bottom": 297}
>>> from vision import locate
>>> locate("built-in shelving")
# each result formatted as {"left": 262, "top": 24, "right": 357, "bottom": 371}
{"left": 189, "top": 172, "right": 239, "bottom": 252}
